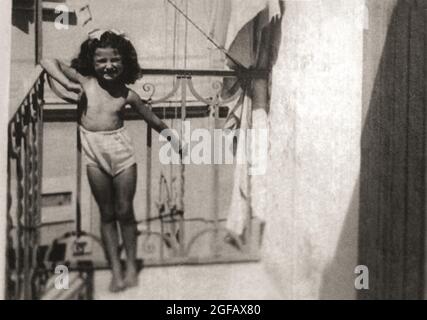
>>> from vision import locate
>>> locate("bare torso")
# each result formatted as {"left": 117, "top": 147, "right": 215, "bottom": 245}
{"left": 79, "top": 78, "right": 129, "bottom": 131}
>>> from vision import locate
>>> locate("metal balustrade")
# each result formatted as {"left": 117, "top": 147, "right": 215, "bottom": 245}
{"left": 6, "top": 67, "right": 93, "bottom": 300}
{"left": 131, "top": 69, "right": 264, "bottom": 267}
{"left": 6, "top": 66, "right": 266, "bottom": 299}
{"left": 7, "top": 67, "right": 45, "bottom": 299}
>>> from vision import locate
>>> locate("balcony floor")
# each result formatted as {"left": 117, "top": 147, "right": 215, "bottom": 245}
{"left": 94, "top": 262, "right": 283, "bottom": 300}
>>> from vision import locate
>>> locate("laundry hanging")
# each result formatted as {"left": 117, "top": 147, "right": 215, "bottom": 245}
{"left": 166, "top": 0, "right": 284, "bottom": 236}
{"left": 208, "top": 0, "right": 283, "bottom": 236}
{"left": 209, "top": 0, "right": 281, "bottom": 69}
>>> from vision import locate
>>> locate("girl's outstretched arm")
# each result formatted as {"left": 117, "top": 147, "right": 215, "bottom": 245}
{"left": 128, "top": 89, "right": 168, "bottom": 133}
{"left": 128, "top": 89, "right": 181, "bottom": 151}
{"left": 40, "top": 58, "right": 84, "bottom": 94}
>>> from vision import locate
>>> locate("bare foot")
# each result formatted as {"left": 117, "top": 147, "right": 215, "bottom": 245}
{"left": 124, "top": 266, "right": 139, "bottom": 288}
{"left": 109, "top": 276, "right": 126, "bottom": 293}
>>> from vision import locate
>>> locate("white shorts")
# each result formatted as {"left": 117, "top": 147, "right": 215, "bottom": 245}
{"left": 79, "top": 126, "right": 137, "bottom": 177}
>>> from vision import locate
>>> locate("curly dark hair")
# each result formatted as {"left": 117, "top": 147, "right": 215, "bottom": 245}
{"left": 71, "top": 31, "right": 142, "bottom": 84}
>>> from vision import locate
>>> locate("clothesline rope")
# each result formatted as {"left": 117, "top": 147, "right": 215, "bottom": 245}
{"left": 165, "top": 0, "right": 247, "bottom": 70}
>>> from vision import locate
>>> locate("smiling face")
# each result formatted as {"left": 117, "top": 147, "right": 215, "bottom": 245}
{"left": 93, "top": 47, "right": 124, "bottom": 82}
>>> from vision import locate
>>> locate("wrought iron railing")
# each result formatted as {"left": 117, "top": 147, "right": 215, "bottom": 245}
{"left": 7, "top": 67, "right": 266, "bottom": 298}
{"left": 7, "top": 66, "right": 45, "bottom": 299}
{"left": 43, "top": 68, "right": 266, "bottom": 271}
{"left": 133, "top": 69, "right": 261, "bottom": 265}
{"left": 6, "top": 67, "right": 93, "bottom": 300}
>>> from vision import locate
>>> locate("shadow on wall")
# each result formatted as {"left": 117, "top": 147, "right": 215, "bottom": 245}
{"left": 320, "top": 0, "right": 427, "bottom": 300}
{"left": 319, "top": 182, "right": 360, "bottom": 299}
{"left": 358, "top": 0, "right": 426, "bottom": 300}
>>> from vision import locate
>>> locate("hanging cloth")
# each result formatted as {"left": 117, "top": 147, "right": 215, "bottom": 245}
{"left": 209, "top": 0, "right": 281, "bottom": 69}
{"left": 165, "top": 0, "right": 283, "bottom": 236}
{"left": 209, "top": 0, "right": 282, "bottom": 129}
{"left": 208, "top": 0, "right": 283, "bottom": 236}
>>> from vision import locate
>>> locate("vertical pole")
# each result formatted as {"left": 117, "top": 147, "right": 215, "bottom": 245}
{"left": 159, "top": 177, "right": 164, "bottom": 262}
{"left": 23, "top": 103, "right": 31, "bottom": 299}
{"left": 146, "top": 106, "right": 152, "bottom": 232}
{"left": 35, "top": 0, "right": 43, "bottom": 65}
{"left": 184, "top": 0, "right": 188, "bottom": 69}
{"left": 16, "top": 130, "right": 24, "bottom": 299}
{"left": 76, "top": 121, "right": 82, "bottom": 237}
{"left": 212, "top": 100, "right": 220, "bottom": 257}
{"left": 246, "top": 84, "right": 253, "bottom": 255}
{"left": 34, "top": 77, "right": 44, "bottom": 299}
{"left": 29, "top": 92, "right": 37, "bottom": 298}
{"left": 145, "top": 103, "right": 154, "bottom": 261}
{"left": 167, "top": 106, "right": 174, "bottom": 258}
{"left": 37, "top": 76, "right": 44, "bottom": 242}
{"left": 6, "top": 143, "right": 12, "bottom": 300}
{"left": 178, "top": 77, "right": 187, "bottom": 256}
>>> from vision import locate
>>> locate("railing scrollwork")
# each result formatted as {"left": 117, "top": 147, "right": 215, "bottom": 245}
{"left": 6, "top": 68, "right": 93, "bottom": 300}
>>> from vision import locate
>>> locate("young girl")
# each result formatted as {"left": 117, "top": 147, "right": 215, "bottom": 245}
{"left": 41, "top": 29, "right": 180, "bottom": 292}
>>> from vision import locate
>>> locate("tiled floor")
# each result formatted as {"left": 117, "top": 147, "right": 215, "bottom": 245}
{"left": 94, "top": 262, "right": 283, "bottom": 300}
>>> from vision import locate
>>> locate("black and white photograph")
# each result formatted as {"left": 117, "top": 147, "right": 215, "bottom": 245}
{"left": 0, "top": 0, "right": 426, "bottom": 303}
